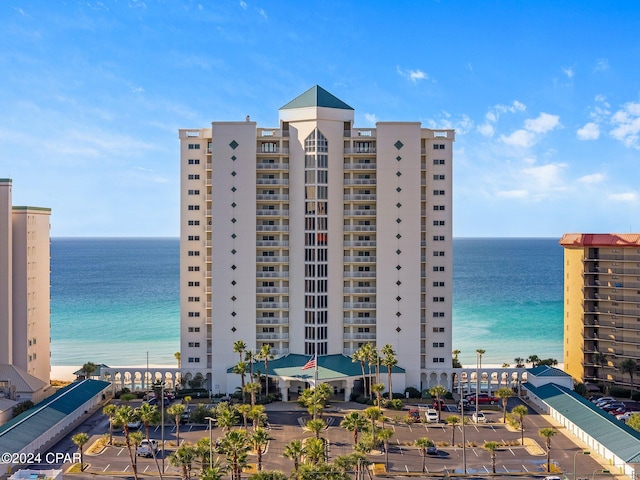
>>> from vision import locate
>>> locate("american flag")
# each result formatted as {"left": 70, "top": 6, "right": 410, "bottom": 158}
{"left": 301, "top": 354, "right": 317, "bottom": 370}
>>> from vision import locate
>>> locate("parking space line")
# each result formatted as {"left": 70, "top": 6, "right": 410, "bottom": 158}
{"left": 117, "top": 448, "right": 124, "bottom": 456}
{"left": 502, "top": 465, "right": 508, "bottom": 472}
{"left": 124, "top": 465, "right": 129, "bottom": 472}
{"left": 508, "top": 447, "right": 515, "bottom": 456}
{"left": 483, "top": 465, "right": 489, "bottom": 473}
{"left": 103, "top": 464, "right": 110, "bottom": 472}
{"left": 144, "top": 466, "right": 149, "bottom": 472}
{"left": 472, "top": 448, "right": 479, "bottom": 457}
{"left": 522, "top": 464, "right": 529, "bottom": 472}
{"left": 405, "top": 465, "right": 409, "bottom": 472}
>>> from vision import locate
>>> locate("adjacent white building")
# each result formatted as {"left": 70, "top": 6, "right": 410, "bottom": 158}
{"left": 178, "top": 86, "right": 454, "bottom": 395}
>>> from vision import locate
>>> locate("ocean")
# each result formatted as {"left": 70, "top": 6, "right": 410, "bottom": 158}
{"left": 50, "top": 237, "right": 564, "bottom": 368}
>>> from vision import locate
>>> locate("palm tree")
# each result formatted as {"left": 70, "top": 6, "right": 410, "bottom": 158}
{"left": 71, "top": 432, "right": 90, "bottom": 471}
{"left": 174, "top": 351, "right": 181, "bottom": 368}
{"left": 371, "top": 383, "right": 385, "bottom": 407}
{"left": 363, "top": 406, "right": 383, "bottom": 447}
{"left": 414, "top": 437, "right": 433, "bottom": 473}
{"left": 195, "top": 437, "right": 211, "bottom": 472}
{"left": 496, "top": 387, "right": 514, "bottom": 423}
{"left": 233, "top": 362, "right": 248, "bottom": 403}
{"left": 352, "top": 347, "right": 368, "bottom": 398}
{"left": 170, "top": 443, "right": 197, "bottom": 480}
{"left": 220, "top": 429, "right": 250, "bottom": 480}
{"left": 306, "top": 418, "right": 327, "bottom": 439}
{"left": 514, "top": 357, "right": 525, "bottom": 368}
{"left": 539, "top": 428, "right": 558, "bottom": 472}
{"left": 130, "top": 431, "right": 144, "bottom": 473}
{"left": 302, "top": 437, "right": 326, "bottom": 464}
{"left": 233, "top": 340, "right": 247, "bottom": 362}
{"left": 102, "top": 404, "right": 117, "bottom": 445}
{"left": 244, "top": 381, "right": 261, "bottom": 408}
{"left": 452, "top": 349, "right": 462, "bottom": 368}
{"left": 236, "top": 403, "right": 252, "bottom": 430}
{"left": 137, "top": 402, "right": 163, "bottom": 480}
{"left": 282, "top": 439, "right": 304, "bottom": 474}
{"left": 114, "top": 405, "right": 140, "bottom": 480}
{"left": 444, "top": 415, "right": 460, "bottom": 445}
{"left": 200, "top": 459, "right": 228, "bottom": 480}
{"left": 483, "top": 441, "right": 499, "bottom": 473}
{"left": 256, "top": 344, "right": 274, "bottom": 398}
{"left": 168, "top": 403, "right": 187, "bottom": 446}
{"left": 527, "top": 354, "right": 540, "bottom": 367}
{"left": 248, "top": 405, "right": 267, "bottom": 431}
{"left": 361, "top": 344, "right": 376, "bottom": 394}
{"left": 216, "top": 405, "right": 238, "bottom": 433}
{"left": 511, "top": 405, "right": 528, "bottom": 445}
{"left": 81, "top": 361, "right": 98, "bottom": 379}
{"left": 250, "top": 427, "right": 272, "bottom": 471}
{"left": 592, "top": 351, "right": 608, "bottom": 388}
{"left": 340, "top": 412, "right": 368, "bottom": 445}
{"left": 381, "top": 344, "right": 398, "bottom": 399}
{"left": 429, "top": 385, "right": 448, "bottom": 422}
{"left": 620, "top": 358, "right": 638, "bottom": 399}
{"left": 377, "top": 428, "right": 394, "bottom": 472}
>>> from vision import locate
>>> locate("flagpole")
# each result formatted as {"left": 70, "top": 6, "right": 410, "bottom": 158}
{"left": 313, "top": 353, "right": 318, "bottom": 420}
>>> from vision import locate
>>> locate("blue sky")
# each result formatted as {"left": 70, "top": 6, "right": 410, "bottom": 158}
{"left": 1, "top": 0, "right": 639, "bottom": 237}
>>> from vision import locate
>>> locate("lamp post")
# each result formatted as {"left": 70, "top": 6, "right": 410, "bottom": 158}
{"left": 591, "top": 469, "right": 610, "bottom": 480}
{"left": 574, "top": 450, "right": 590, "bottom": 480}
{"left": 161, "top": 382, "right": 165, "bottom": 475}
{"left": 458, "top": 373, "right": 466, "bottom": 474}
{"left": 205, "top": 416, "right": 215, "bottom": 470}
{"left": 475, "top": 349, "right": 485, "bottom": 419}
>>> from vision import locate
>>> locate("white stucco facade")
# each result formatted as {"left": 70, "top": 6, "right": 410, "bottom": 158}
{"left": 178, "top": 86, "right": 454, "bottom": 395}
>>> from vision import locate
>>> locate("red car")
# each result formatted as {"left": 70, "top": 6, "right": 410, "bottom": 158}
{"left": 466, "top": 393, "right": 499, "bottom": 405}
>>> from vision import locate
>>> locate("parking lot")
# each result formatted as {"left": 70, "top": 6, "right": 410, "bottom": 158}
{"left": 28, "top": 396, "right": 613, "bottom": 479}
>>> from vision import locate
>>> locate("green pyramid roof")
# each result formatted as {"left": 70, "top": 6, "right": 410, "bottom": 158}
{"left": 280, "top": 85, "right": 354, "bottom": 111}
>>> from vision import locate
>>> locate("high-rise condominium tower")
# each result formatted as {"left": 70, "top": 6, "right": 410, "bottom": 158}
{"left": 178, "top": 86, "right": 453, "bottom": 394}
{"left": 0, "top": 179, "right": 51, "bottom": 383}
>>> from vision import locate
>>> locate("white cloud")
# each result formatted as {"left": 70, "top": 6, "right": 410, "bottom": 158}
{"left": 578, "top": 173, "right": 604, "bottom": 184}
{"left": 610, "top": 102, "right": 640, "bottom": 149}
{"left": 594, "top": 58, "right": 610, "bottom": 72}
{"left": 562, "top": 66, "right": 575, "bottom": 78}
{"left": 500, "top": 129, "right": 536, "bottom": 148}
{"left": 128, "top": 0, "right": 146, "bottom": 8}
{"left": 478, "top": 101, "right": 526, "bottom": 137}
{"left": 14, "top": 7, "right": 28, "bottom": 16}
{"left": 608, "top": 192, "right": 637, "bottom": 202}
{"left": 396, "top": 66, "right": 428, "bottom": 83}
{"left": 577, "top": 122, "right": 600, "bottom": 140}
{"left": 524, "top": 112, "right": 560, "bottom": 133}
{"left": 497, "top": 190, "right": 528, "bottom": 198}
{"left": 477, "top": 123, "right": 494, "bottom": 137}
{"left": 363, "top": 113, "right": 377, "bottom": 125}
{"left": 522, "top": 163, "right": 567, "bottom": 190}
{"left": 131, "top": 86, "right": 145, "bottom": 94}
{"left": 240, "top": 1, "right": 247, "bottom": 9}
{"left": 257, "top": 8, "right": 267, "bottom": 19}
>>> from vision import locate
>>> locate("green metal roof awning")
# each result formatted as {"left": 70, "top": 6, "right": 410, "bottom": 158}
{"left": 280, "top": 85, "right": 354, "bottom": 111}
{"left": 228, "top": 353, "right": 404, "bottom": 382}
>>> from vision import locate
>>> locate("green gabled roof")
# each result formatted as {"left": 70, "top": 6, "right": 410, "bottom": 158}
{"left": 524, "top": 381, "right": 640, "bottom": 462}
{"left": 527, "top": 365, "right": 571, "bottom": 377}
{"left": 0, "top": 379, "right": 110, "bottom": 453}
{"left": 228, "top": 353, "right": 404, "bottom": 382}
{"left": 280, "top": 85, "right": 354, "bottom": 111}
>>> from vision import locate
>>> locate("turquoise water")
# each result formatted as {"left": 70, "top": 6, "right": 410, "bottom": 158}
{"left": 50, "top": 237, "right": 564, "bottom": 367}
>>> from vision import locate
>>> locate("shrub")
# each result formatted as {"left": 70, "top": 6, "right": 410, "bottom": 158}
{"left": 405, "top": 387, "right": 420, "bottom": 399}
{"left": 384, "top": 399, "right": 404, "bottom": 410}
{"left": 355, "top": 395, "right": 369, "bottom": 404}
{"left": 190, "top": 404, "right": 216, "bottom": 424}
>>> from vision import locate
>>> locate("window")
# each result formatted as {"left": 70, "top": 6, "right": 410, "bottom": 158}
{"left": 432, "top": 342, "right": 445, "bottom": 348}
{"left": 188, "top": 159, "right": 200, "bottom": 165}
{"left": 188, "top": 266, "right": 200, "bottom": 272}
{"left": 188, "top": 312, "right": 201, "bottom": 317}
{"left": 433, "top": 357, "right": 445, "bottom": 362}
{"left": 188, "top": 174, "right": 200, "bottom": 180}
{"left": 188, "top": 144, "right": 201, "bottom": 149}
{"left": 188, "top": 205, "right": 200, "bottom": 211}
{"left": 433, "top": 159, "right": 445, "bottom": 165}
{"left": 433, "top": 235, "right": 445, "bottom": 241}
{"left": 433, "top": 297, "right": 445, "bottom": 302}
{"left": 188, "top": 342, "right": 200, "bottom": 348}
{"left": 433, "top": 266, "right": 445, "bottom": 272}
{"left": 188, "top": 327, "right": 201, "bottom": 333}
{"left": 188, "top": 357, "right": 201, "bottom": 363}
{"left": 263, "top": 327, "right": 275, "bottom": 333}
{"left": 188, "top": 220, "right": 200, "bottom": 226}
{"left": 432, "top": 144, "right": 445, "bottom": 150}
{"left": 433, "top": 174, "right": 445, "bottom": 180}
{"left": 188, "top": 296, "right": 200, "bottom": 302}
{"left": 358, "top": 327, "right": 370, "bottom": 332}
{"left": 433, "top": 220, "right": 445, "bottom": 226}
{"left": 433, "top": 281, "right": 445, "bottom": 287}
{"left": 188, "top": 251, "right": 200, "bottom": 256}
{"left": 188, "top": 189, "right": 200, "bottom": 195}
{"left": 188, "top": 235, "right": 200, "bottom": 241}
{"left": 432, "top": 326, "right": 445, "bottom": 332}
{"left": 433, "top": 205, "right": 445, "bottom": 211}
{"left": 188, "top": 281, "right": 200, "bottom": 287}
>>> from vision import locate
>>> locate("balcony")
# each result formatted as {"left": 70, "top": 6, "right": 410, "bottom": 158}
{"left": 343, "top": 317, "right": 377, "bottom": 325}
{"left": 257, "top": 147, "right": 289, "bottom": 155}
{"left": 256, "top": 179, "right": 289, "bottom": 185}
{"left": 256, "top": 194, "right": 289, "bottom": 201}
{"left": 343, "top": 163, "right": 377, "bottom": 170}
{"left": 256, "top": 240, "right": 289, "bottom": 247}
{"left": 256, "top": 256, "right": 289, "bottom": 263}
{"left": 344, "top": 147, "right": 377, "bottom": 154}
{"left": 343, "top": 287, "right": 376, "bottom": 294}
{"left": 256, "top": 271, "right": 289, "bottom": 278}
{"left": 343, "top": 240, "right": 376, "bottom": 247}
{"left": 344, "top": 194, "right": 376, "bottom": 201}
{"left": 256, "top": 210, "right": 289, "bottom": 216}
{"left": 343, "top": 256, "right": 376, "bottom": 262}
{"left": 343, "top": 225, "right": 376, "bottom": 232}
{"left": 256, "top": 302, "right": 289, "bottom": 309}
{"left": 343, "top": 271, "right": 376, "bottom": 278}
{"left": 343, "top": 210, "right": 376, "bottom": 216}
{"left": 343, "top": 333, "right": 377, "bottom": 340}
{"left": 256, "top": 287, "right": 289, "bottom": 294}
{"left": 256, "top": 317, "right": 289, "bottom": 325}
{"left": 344, "top": 179, "right": 377, "bottom": 185}
{"left": 256, "top": 333, "right": 289, "bottom": 340}
{"left": 256, "top": 163, "right": 289, "bottom": 170}
{"left": 257, "top": 225, "right": 289, "bottom": 232}
{"left": 343, "top": 302, "right": 377, "bottom": 309}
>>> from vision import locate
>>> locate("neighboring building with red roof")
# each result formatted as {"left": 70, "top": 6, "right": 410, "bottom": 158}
{"left": 560, "top": 233, "right": 640, "bottom": 389}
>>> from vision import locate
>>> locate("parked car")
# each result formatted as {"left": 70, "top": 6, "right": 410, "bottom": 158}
{"left": 616, "top": 412, "right": 634, "bottom": 423}
{"left": 425, "top": 409, "right": 439, "bottom": 423}
{"left": 408, "top": 409, "right": 421, "bottom": 422}
{"left": 126, "top": 420, "right": 141, "bottom": 430}
{"left": 458, "top": 398, "right": 471, "bottom": 411}
{"left": 602, "top": 402, "right": 626, "bottom": 412}
{"left": 594, "top": 397, "right": 616, "bottom": 407}
{"left": 466, "top": 393, "right": 499, "bottom": 405}
{"left": 427, "top": 445, "right": 438, "bottom": 455}
{"left": 137, "top": 439, "right": 158, "bottom": 458}
{"left": 432, "top": 399, "right": 446, "bottom": 410}
{"left": 472, "top": 411, "right": 487, "bottom": 423}
{"left": 148, "top": 397, "right": 170, "bottom": 407}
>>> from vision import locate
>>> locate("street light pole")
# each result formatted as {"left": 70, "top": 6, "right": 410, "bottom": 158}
{"left": 458, "top": 373, "right": 466, "bottom": 474}
{"left": 161, "top": 382, "right": 165, "bottom": 475}
{"left": 205, "top": 416, "right": 215, "bottom": 470}
{"left": 475, "top": 349, "right": 485, "bottom": 420}
{"left": 591, "top": 469, "right": 610, "bottom": 480}
{"left": 574, "top": 450, "right": 590, "bottom": 480}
